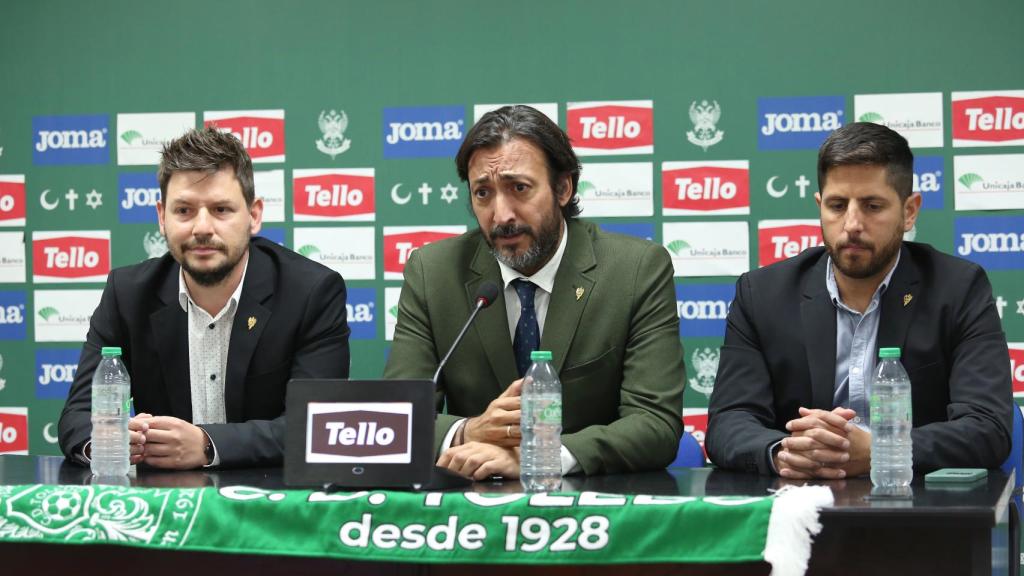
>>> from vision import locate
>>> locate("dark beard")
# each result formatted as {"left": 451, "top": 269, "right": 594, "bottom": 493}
{"left": 487, "top": 202, "right": 562, "bottom": 275}
{"left": 825, "top": 229, "right": 902, "bottom": 280}
{"left": 176, "top": 238, "right": 247, "bottom": 287}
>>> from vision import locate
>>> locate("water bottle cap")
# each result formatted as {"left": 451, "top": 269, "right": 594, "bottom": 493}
{"left": 101, "top": 347, "right": 122, "bottom": 357}
{"left": 878, "top": 347, "right": 901, "bottom": 358}
{"left": 530, "top": 350, "right": 552, "bottom": 361}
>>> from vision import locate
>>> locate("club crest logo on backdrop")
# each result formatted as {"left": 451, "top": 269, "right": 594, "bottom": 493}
{"left": 142, "top": 231, "right": 168, "bottom": 259}
{"left": 686, "top": 100, "right": 724, "bottom": 151}
{"left": 688, "top": 347, "right": 721, "bottom": 397}
{"left": 316, "top": 109, "right": 352, "bottom": 159}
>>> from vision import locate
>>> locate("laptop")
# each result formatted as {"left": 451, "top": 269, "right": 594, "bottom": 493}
{"left": 284, "top": 378, "right": 468, "bottom": 490}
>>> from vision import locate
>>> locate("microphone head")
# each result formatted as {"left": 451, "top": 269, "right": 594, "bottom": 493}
{"left": 475, "top": 281, "right": 501, "bottom": 308}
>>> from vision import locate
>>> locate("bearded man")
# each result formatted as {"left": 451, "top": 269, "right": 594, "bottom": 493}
{"left": 706, "top": 122, "right": 1011, "bottom": 477}
{"left": 59, "top": 127, "right": 350, "bottom": 469}
{"left": 384, "top": 105, "right": 685, "bottom": 479}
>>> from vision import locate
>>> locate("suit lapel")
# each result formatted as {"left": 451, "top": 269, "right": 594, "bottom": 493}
{"left": 876, "top": 245, "right": 919, "bottom": 353}
{"left": 467, "top": 241, "right": 517, "bottom": 394}
{"left": 540, "top": 221, "right": 596, "bottom": 374}
{"left": 224, "top": 247, "right": 273, "bottom": 422}
{"left": 151, "top": 263, "right": 192, "bottom": 421}
{"left": 801, "top": 252, "right": 838, "bottom": 410}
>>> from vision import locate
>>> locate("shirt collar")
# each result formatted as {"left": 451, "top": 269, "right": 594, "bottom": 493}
{"left": 825, "top": 247, "right": 901, "bottom": 310}
{"left": 178, "top": 252, "right": 250, "bottom": 315}
{"left": 496, "top": 222, "right": 568, "bottom": 295}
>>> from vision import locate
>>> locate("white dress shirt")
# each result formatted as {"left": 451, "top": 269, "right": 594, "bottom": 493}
{"left": 176, "top": 255, "right": 250, "bottom": 466}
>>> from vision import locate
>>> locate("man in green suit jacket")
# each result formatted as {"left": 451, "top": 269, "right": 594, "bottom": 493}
{"left": 384, "top": 105, "right": 685, "bottom": 479}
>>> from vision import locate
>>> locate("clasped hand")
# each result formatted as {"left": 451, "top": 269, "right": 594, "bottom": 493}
{"left": 774, "top": 407, "right": 871, "bottom": 479}
{"left": 127, "top": 413, "right": 209, "bottom": 470}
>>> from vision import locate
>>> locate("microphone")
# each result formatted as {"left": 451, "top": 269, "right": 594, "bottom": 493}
{"left": 432, "top": 281, "right": 500, "bottom": 387}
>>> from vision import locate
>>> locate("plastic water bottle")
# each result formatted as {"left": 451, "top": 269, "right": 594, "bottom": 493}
{"left": 91, "top": 347, "right": 131, "bottom": 477}
{"left": 520, "top": 350, "right": 562, "bottom": 492}
{"left": 870, "top": 347, "right": 913, "bottom": 490}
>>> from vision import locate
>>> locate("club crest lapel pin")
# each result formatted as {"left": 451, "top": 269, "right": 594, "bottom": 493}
{"left": 575, "top": 287, "right": 584, "bottom": 301}
{"left": 248, "top": 316, "right": 257, "bottom": 330}
{"left": 903, "top": 294, "right": 913, "bottom": 307}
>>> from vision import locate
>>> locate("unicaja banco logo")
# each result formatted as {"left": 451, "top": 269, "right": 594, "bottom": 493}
{"left": 666, "top": 240, "right": 691, "bottom": 256}
{"left": 959, "top": 173, "right": 984, "bottom": 190}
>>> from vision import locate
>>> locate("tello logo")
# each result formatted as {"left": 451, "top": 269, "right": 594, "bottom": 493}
{"left": 757, "top": 220, "right": 823, "bottom": 267}
{"left": 1010, "top": 344, "right": 1024, "bottom": 398}
{"left": 383, "top": 226, "right": 465, "bottom": 280}
{"left": 662, "top": 161, "right": 749, "bottom": 215}
{"left": 0, "top": 176, "right": 27, "bottom": 227}
{"left": 567, "top": 100, "right": 654, "bottom": 155}
{"left": 0, "top": 408, "right": 28, "bottom": 454}
{"left": 292, "top": 169, "right": 375, "bottom": 221}
{"left": 204, "top": 110, "right": 285, "bottom": 163}
{"left": 307, "top": 403, "right": 412, "bottom": 463}
{"left": 682, "top": 408, "right": 709, "bottom": 460}
{"left": 32, "top": 232, "right": 111, "bottom": 283}
{"left": 952, "top": 91, "right": 1024, "bottom": 146}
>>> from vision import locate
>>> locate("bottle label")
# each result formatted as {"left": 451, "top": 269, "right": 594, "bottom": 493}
{"left": 539, "top": 399, "right": 562, "bottom": 424}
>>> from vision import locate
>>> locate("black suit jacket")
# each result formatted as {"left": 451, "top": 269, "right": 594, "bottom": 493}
{"left": 58, "top": 237, "right": 350, "bottom": 467}
{"left": 706, "top": 242, "right": 1012, "bottom": 475}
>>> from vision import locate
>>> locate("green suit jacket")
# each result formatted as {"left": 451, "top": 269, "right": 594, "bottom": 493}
{"left": 383, "top": 219, "right": 685, "bottom": 474}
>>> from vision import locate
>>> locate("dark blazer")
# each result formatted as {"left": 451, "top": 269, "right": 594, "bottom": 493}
{"left": 58, "top": 237, "right": 350, "bottom": 467}
{"left": 383, "top": 219, "right": 685, "bottom": 475}
{"left": 707, "top": 242, "right": 1012, "bottom": 475}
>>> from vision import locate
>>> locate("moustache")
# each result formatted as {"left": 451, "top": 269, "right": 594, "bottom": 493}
{"left": 838, "top": 240, "right": 874, "bottom": 251}
{"left": 184, "top": 239, "right": 227, "bottom": 252}
{"left": 490, "top": 224, "right": 533, "bottom": 241}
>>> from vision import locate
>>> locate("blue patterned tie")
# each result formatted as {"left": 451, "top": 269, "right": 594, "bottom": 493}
{"left": 512, "top": 279, "right": 540, "bottom": 377}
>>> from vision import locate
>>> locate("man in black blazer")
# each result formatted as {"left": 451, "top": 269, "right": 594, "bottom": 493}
{"left": 707, "top": 122, "right": 1012, "bottom": 478}
{"left": 58, "top": 128, "right": 349, "bottom": 469}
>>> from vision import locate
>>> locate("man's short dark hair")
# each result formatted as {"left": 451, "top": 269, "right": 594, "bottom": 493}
{"left": 817, "top": 122, "right": 914, "bottom": 201}
{"left": 455, "top": 105, "right": 582, "bottom": 219}
{"left": 157, "top": 126, "right": 255, "bottom": 206}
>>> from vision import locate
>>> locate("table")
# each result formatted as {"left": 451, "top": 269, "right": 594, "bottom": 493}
{"left": 0, "top": 455, "right": 1012, "bottom": 575}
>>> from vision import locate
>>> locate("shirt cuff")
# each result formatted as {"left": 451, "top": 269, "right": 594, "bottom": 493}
{"left": 561, "top": 445, "right": 580, "bottom": 476}
{"left": 78, "top": 441, "right": 92, "bottom": 464}
{"left": 200, "top": 428, "right": 221, "bottom": 468}
{"left": 768, "top": 439, "right": 783, "bottom": 475}
{"left": 440, "top": 418, "right": 467, "bottom": 452}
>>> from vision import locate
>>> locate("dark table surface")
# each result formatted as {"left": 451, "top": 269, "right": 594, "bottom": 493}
{"left": 0, "top": 454, "right": 1011, "bottom": 522}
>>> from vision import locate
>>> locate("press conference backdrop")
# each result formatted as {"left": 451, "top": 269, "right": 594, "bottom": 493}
{"left": 0, "top": 0, "right": 1021, "bottom": 457}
